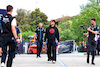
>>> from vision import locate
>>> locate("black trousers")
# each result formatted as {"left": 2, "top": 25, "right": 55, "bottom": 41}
{"left": 97, "top": 49, "right": 100, "bottom": 55}
{"left": 47, "top": 41, "right": 56, "bottom": 61}
{"left": 86, "top": 40, "right": 97, "bottom": 63}
{"left": 97, "top": 44, "right": 100, "bottom": 55}
{"left": 37, "top": 41, "right": 42, "bottom": 56}
{"left": 13, "top": 45, "right": 18, "bottom": 58}
{"left": 1, "top": 37, "right": 16, "bottom": 67}
{"left": 0, "top": 34, "right": 2, "bottom": 47}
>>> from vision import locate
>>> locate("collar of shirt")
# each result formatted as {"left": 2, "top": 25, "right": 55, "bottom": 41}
{"left": 90, "top": 24, "right": 96, "bottom": 30}
{"left": 39, "top": 27, "right": 42, "bottom": 29}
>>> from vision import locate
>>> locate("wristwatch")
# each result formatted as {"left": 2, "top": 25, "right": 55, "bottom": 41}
{"left": 15, "top": 37, "right": 19, "bottom": 40}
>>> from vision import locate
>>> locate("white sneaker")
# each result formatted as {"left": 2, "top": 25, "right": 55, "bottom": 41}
{"left": 1, "top": 62, "right": 4, "bottom": 67}
{"left": 13, "top": 58, "right": 15, "bottom": 63}
{"left": 56, "top": 52, "right": 59, "bottom": 55}
{"left": 52, "top": 61, "right": 56, "bottom": 63}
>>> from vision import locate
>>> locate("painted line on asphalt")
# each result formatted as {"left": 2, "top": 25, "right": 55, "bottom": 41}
{"left": 57, "top": 57, "right": 67, "bottom": 67}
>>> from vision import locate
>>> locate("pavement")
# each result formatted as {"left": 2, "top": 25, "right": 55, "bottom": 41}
{"left": 0, "top": 53, "right": 100, "bottom": 67}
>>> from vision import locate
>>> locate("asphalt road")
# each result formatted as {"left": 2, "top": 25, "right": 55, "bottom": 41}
{"left": 0, "top": 53, "right": 100, "bottom": 67}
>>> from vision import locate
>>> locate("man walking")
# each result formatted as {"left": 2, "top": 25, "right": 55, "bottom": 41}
{"left": 0, "top": 37, "right": 2, "bottom": 56}
{"left": 1, "top": 5, "right": 20, "bottom": 67}
{"left": 0, "top": 27, "right": 2, "bottom": 56}
{"left": 43, "top": 20, "right": 60, "bottom": 63}
{"left": 34, "top": 23, "right": 45, "bottom": 58}
{"left": 83, "top": 18, "right": 99, "bottom": 65}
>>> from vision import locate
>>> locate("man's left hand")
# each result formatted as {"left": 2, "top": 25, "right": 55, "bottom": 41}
{"left": 0, "top": 47, "right": 2, "bottom": 56}
{"left": 87, "top": 28, "right": 91, "bottom": 31}
{"left": 43, "top": 42, "right": 46, "bottom": 45}
{"left": 16, "top": 39, "right": 20, "bottom": 43}
{"left": 20, "top": 39, "right": 22, "bottom": 43}
{"left": 58, "top": 42, "right": 60, "bottom": 45}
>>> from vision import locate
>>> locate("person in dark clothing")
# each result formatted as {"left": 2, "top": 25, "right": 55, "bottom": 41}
{"left": 97, "top": 37, "right": 100, "bottom": 55}
{"left": 0, "top": 26, "right": 2, "bottom": 56}
{"left": 1, "top": 5, "right": 20, "bottom": 67}
{"left": 83, "top": 18, "right": 99, "bottom": 65}
{"left": 43, "top": 20, "right": 60, "bottom": 63}
{"left": 0, "top": 27, "right": 22, "bottom": 63}
{"left": 34, "top": 23, "right": 45, "bottom": 58}
{"left": 0, "top": 34, "right": 2, "bottom": 56}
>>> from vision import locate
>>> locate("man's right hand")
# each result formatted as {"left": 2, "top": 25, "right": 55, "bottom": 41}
{"left": 0, "top": 47, "right": 2, "bottom": 56}
{"left": 83, "top": 33, "right": 87, "bottom": 36}
{"left": 43, "top": 42, "right": 46, "bottom": 45}
{"left": 34, "top": 39, "right": 36, "bottom": 42}
{"left": 16, "top": 39, "right": 20, "bottom": 43}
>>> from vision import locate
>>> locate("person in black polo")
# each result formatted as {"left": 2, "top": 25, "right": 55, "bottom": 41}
{"left": 43, "top": 20, "right": 60, "bottom": 63}
{"left": 83, "top": 18, "right": 99, "bottom": 65}
{"left": 0, "top": 31, "right": 2, "bottom": 56}
{"left": 1, "top": 5, "right": 20, "bottom": 67}
{"left": 34, "top": 23, "right": 45, "bottom": 58}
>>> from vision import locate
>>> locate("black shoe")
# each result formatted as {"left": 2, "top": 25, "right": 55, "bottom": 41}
{"left": 39, "top": 56, "right": 41, "bottom": 58}
{"left": 91, "top": 62, "right": 95, "bottom": 65}
{"left": 36, "top": 56, "right": 39, "bottom": 58}
{"left": 87, "top": 59, "right": 89, "bottom": 64}
{"left": 48, "top": 59, "right": 51, "bottom": 61}
{"left": 87, "top": 60, "right": 89, "bottom": 64}
{"left": 47, "top": 59, "right": 51, "bottom": 62}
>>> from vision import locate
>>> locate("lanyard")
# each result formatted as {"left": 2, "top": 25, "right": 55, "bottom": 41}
{"left": 39, "top": 29, "right": 42, "bottom": 41}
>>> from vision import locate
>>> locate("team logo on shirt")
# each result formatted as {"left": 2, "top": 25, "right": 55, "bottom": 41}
{"left": 2, "top": 18, "right": 9, "bottom": 24}
{"left": 49, "top": 28, "right": 55, "bottom": 34}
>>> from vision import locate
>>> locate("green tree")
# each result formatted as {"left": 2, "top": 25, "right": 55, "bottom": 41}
{"left": 16, "top": 8, "right": 49, "bottom": 32}
{"left": 80, "top": 0, "right": 99, "bottom": 12}
{"left": 58, "top": 8, "right": 100, "bottom": 45}
{"left": 16, "top": 8, "right": 49, "bottom": 42}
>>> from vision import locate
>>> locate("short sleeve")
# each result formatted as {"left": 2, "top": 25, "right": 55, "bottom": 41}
{"left": 18, "top": 28, "right": 21, "bottom": 33}
{"left": 35, "top": 28, "right": 38, "bottom": 33}
{"left": 95, "top": 26, "right": 99, "bottom": 31}
{"left": 43, "top": 28, "right": 45, "bottom": 33}
{"left": 89, "top": 25, "right": 91, "bottom": 28}
{"left": 11, "top": 18, "right": 17, "bottom": 26}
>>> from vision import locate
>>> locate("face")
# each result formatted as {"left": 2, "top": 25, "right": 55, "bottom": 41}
{"left": 39, "top": 23, "right": 43, "bottom": 28}
{"left": 91, "top": 20, "right": 95, "bottom": 25}
{"left": 82, "top": 41, "right": 84, "bottom": 43}
{"left": 50, "top": 21, "right": 55, "bottom": 27}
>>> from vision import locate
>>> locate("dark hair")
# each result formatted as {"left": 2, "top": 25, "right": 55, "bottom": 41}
{"left": 50, "top": 20, "right": 55, "bottom": 23}
{"left": 91, "top": 18, "right": 96, "bottom": 21}
{"left": 6, "top": 5, "right": 13, "bottom": 12}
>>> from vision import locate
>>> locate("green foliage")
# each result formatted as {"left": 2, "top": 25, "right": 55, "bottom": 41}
{"left": 16, "top": 8, "right": 49, "bottom": 42}
{"left": 58, "top": 18, "right": 74, "bottom": 41}
{"left": 22, "top": 31, "right": 34, "bottom": 42}
{"left": 80, "top": 0, "right": 99, "bottom": 12}
{"left": 58, "top": 0, "right": 100, "bottom": 45}
{"left": 16, "top": 0, "right": 100, "bottom": 44}
{"left": 16, "top": 8, "right": 49, "bottom": 32}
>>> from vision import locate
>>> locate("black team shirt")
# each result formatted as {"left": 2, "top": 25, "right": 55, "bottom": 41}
{"left": 88, "top": 24, "right": 99, "bottom": 41}
{"left": 35, "top": 27, "right": 45, "bottom": 41}
{"left": 1, "top": 14, "right": 14, "bottom": 37}
{"left": 0, "top": 14, "right": 14, "bottom": 47}
{"left": 44, "top": 25, "right": 59, "bottom": 42}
